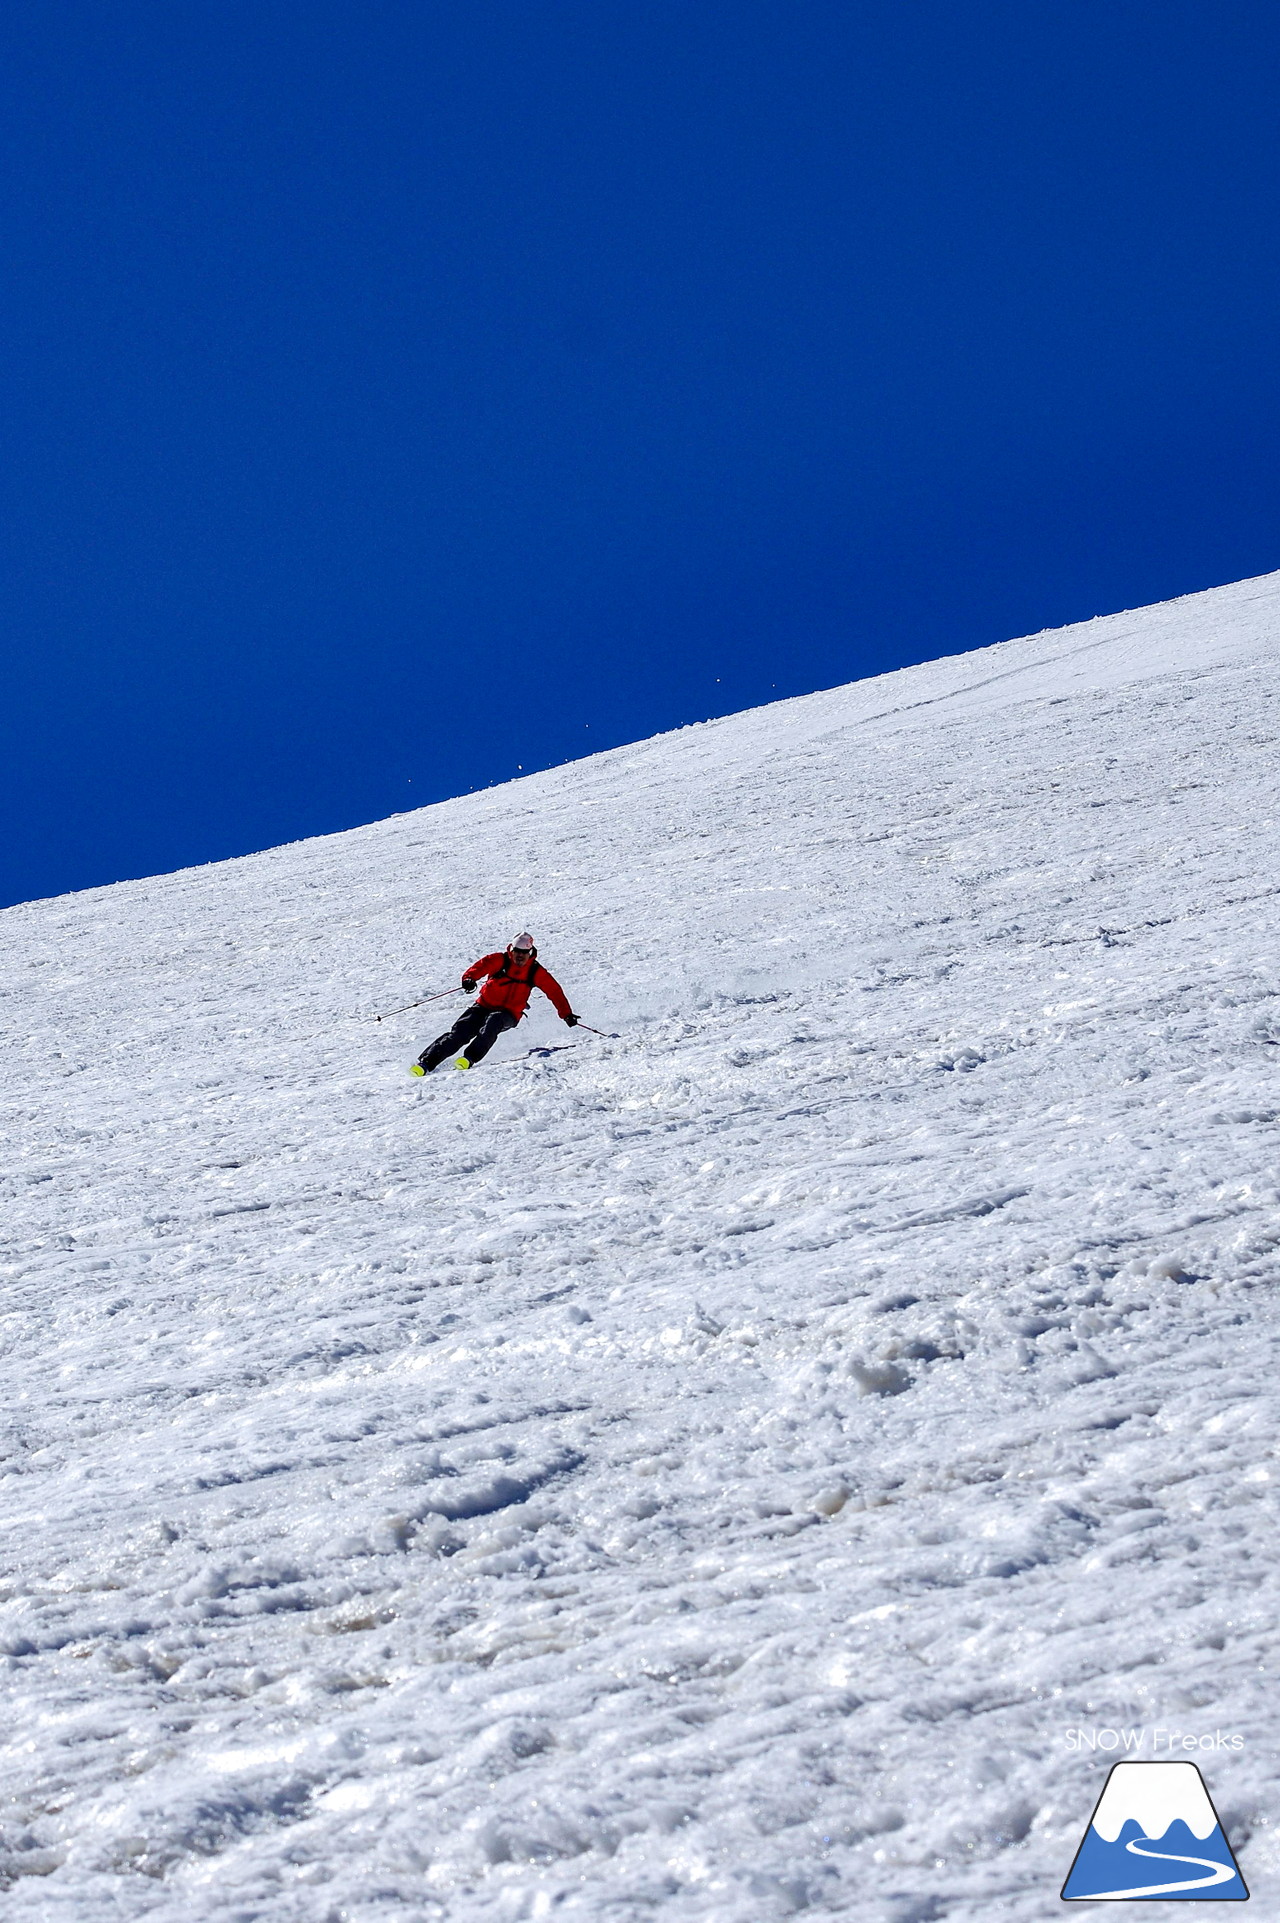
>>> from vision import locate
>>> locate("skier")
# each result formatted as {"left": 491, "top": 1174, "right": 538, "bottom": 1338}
{"left": 411, "top": 933, "right": 578, "bottom": 1073}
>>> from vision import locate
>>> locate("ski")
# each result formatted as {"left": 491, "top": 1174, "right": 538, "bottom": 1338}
{"left": 410, "top": 1043, "right": 578, "bottom": 1077}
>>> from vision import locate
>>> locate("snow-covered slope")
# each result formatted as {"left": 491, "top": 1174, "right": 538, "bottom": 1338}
{"left": 3, "top": 572, "right": 1280, "bottom": 1921}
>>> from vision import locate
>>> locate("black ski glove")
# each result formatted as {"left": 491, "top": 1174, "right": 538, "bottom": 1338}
{"left": 564, "top": 1012, "right": 579, "bottom": 1027}
{"left": 462, "top": 979, "right": 477, "bottom": 994}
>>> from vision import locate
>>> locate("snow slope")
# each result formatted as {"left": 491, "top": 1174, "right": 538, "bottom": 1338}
{"left": 2, "top": 571, "right": 1280, "bottom": 1921}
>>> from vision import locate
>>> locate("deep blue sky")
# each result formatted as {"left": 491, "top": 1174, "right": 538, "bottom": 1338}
{"left": 3, "top": 3, "right": 1279, "bottom": 908}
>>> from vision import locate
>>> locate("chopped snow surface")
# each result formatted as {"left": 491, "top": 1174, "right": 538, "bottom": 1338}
{"left": 3, "top": 572, "right": 1280, "bottom": 1920}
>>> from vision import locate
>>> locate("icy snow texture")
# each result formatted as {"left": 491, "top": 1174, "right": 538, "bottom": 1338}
{"left": 2, "top": 571, "right": 1280, "bottom": 1920}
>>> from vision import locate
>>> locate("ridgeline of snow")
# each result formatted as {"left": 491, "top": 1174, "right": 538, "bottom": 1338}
{"left": 1090, "top": 1763, "right": 1218, "bottom": 1843}
{"left": 2, "top": 571, "right": 1280, "bottom": 1920}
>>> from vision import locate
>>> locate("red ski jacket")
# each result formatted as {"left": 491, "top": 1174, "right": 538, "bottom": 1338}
{"left": 465, "top": 952, "right": 573, "bottom": 1022}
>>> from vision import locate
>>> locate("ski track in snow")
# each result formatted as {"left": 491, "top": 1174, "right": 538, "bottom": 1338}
{"left": 1, "top": 572, "right": 1279, "bottom": 1920}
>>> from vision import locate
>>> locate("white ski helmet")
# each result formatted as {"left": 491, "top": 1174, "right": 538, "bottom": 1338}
{"left": 511, "top": 932, "right": 536, "bottom": 953}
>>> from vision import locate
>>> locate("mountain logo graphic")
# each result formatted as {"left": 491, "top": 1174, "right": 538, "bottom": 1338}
{"left": 1062, "top": 1761, "right": 1248, "bottom": 1901}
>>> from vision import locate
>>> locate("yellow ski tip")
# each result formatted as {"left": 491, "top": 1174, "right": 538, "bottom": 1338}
{"left": 409, "top": 1063, "right": 426, "bottom": 1076}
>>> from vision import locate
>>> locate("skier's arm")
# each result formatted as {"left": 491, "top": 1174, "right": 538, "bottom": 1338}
{"left": 464, "top": 953, "right": 504, "bottom": 989}
{"left": 535, "top": 967, "right": 575, "bottom": 1022}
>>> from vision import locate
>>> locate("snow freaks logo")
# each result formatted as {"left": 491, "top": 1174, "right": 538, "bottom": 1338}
{"left": 1061, "top": 1761, "right": 1248, "bottom": 1901}
{"left": 1064, "top": 1727, "right": 1245, "bottom": 1755}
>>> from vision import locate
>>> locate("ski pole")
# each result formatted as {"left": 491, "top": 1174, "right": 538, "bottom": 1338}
{"left": 574, "top": 1023, "right": 619, "bottom": 1037}
{"left": 495, "top": 1044, "right": 578, "bottom": 1067}
{"left": 374, "top": 986, "right": 465, "bottom": 1022}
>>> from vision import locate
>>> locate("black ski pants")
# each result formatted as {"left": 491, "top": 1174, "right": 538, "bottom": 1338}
{"left": 419, "top": 1003, "right": 518, "bottom": 1070}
